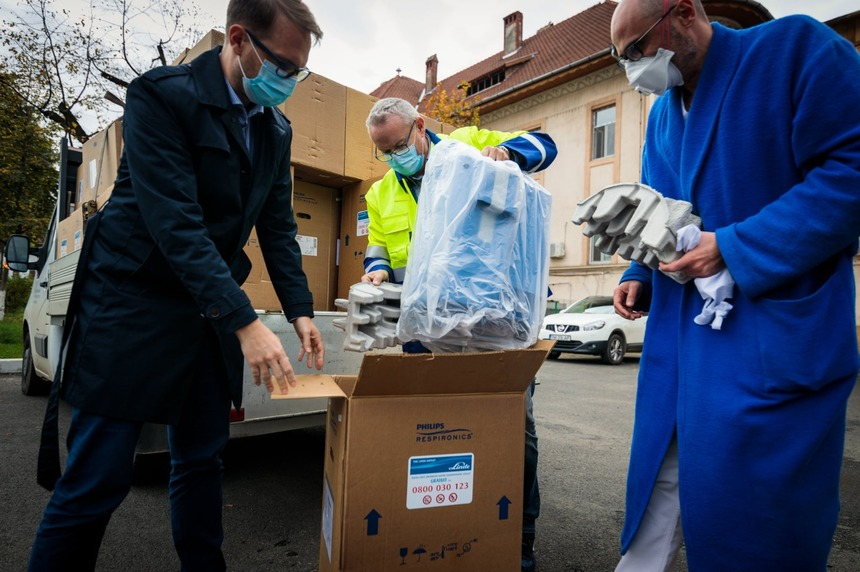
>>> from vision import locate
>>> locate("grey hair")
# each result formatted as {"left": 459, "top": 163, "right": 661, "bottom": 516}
{"left": 366, "top": 98, "right": 419, "bottom": 129}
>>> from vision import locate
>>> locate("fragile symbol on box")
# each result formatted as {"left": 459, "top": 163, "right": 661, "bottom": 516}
{"left": 407, "top": 453, "right": 474, "bottom": 510}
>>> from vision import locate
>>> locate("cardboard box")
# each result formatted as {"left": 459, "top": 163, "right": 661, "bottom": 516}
{"left": 345, "top": 88, "right": 455, "bottom": 180}
{"left": 171, "top": 29, "right": 224, "bottom": 65}
{"left": 96, "top": 184, "right": 115, "bottom": 210}
{"left": 422, "top": 115, "right": 443, "bottom": 134}
{"left": 241, "top": 180, "right": 340, "bottom": 312}
{"left": 272, "top": 344, "right": 550, "bottom": 571}
{"left": 344, "top": 89, "right": 389, "bottom": 181}
{"left": 282, "top": 74, "right": 347, "bottom": 175}
{"left": 240, "top": 229, "right": 281, "bottom": 311}
{"left": 56, "top": 208, "right": 85, "bottom": 258}
{"left": 294, "top": 180, "right": 340, "bottom": 311}
{"left": 337, "top": 177, "right": 381, "bottom": 299}
{"left": 81, "top": 119, "right": 123, "bottom": 201}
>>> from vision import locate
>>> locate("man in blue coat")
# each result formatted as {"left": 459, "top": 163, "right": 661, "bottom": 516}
{"left": 28, "top": 1, "right": 325, "bottom": 570}
{"left": 610, "top": 0, "right": 860, "bottom": 569}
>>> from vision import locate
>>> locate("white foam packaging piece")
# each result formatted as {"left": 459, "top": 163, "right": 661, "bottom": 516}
{"left": 572, "top": 182, "right": 701, "bottom": 283}
{"left": 333, "top": 282, "right": 403, "bottom": 352}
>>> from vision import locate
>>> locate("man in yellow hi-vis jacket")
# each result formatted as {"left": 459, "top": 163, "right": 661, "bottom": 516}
{"left": 362, "top": 97, "right": 557, "bottom": 572}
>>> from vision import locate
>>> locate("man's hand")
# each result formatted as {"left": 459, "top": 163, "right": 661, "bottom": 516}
{"left": 614, "top": 281, "right": 645, "bottom": 320}
{"left": 481, "top": 145, "right": 510, "bottom": 161}
{"left": 293, "top": 316, "right": 324, "bottom": 371}
{"left": 235, "top": 319, "right": 295, "bottom": 394}
{"left": 659, "top": 231, "right": 725, "bottom": 278}
{"left": 360, "top": 269, "right": 389, "bottom": 286}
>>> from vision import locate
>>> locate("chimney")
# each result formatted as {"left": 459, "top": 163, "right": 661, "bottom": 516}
{"left": 503, "top": 12, "right": 523, "bottom": 56}
{"left": 425, "top": 54, "right": 438, "bottom": 93}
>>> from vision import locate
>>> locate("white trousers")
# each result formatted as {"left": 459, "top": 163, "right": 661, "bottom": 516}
{"left": 615, "top": 438, "right": 684, "bottom": 572}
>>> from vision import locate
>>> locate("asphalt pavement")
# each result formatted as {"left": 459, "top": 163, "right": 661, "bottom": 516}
{"left": 1, "top": 359, "right": 858, "bottom": 571}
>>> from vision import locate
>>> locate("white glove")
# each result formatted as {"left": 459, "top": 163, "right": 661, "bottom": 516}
{"left": 676, "top": 225, "right": 735, "bottom": 330}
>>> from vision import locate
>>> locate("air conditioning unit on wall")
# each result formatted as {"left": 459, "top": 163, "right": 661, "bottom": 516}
{"left": 549, "top": 242, "right": 565, "bottom": 258}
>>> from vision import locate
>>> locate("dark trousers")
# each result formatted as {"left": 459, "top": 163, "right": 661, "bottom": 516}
{"left": 523, "top": 379, "right": 540, "bottom": 535}
{"left": 28, "top": 340, "right": 232, "bottom": 572}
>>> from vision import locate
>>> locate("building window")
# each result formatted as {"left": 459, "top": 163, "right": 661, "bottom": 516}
{"left": 467, "top": 70, "right": 505, "bottom": 95}
{"left": 590, "top": 237, "right": 612, "bottom": 264}
{"left": 591, "top": 105, "right": 616, "bottom": 160}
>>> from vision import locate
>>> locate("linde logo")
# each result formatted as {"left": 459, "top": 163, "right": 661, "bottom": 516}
{"left": 449, "top": 461, "right": 471, "bottom": 470}
{"left": 415, "top": 422, "right": 473, "bottom": 443}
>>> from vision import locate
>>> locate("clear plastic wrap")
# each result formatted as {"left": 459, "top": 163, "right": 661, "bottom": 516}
{"left": 397, "top": 139, "right": 551, "bottom": 352}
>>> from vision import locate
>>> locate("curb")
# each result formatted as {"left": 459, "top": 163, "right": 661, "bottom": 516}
{"left": 0, "top": 359, "right": 22, "bottom": 374}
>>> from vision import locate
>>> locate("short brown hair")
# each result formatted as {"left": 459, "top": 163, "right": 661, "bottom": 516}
{"left": 226, "top": 0, "right": 323, "bottom": 44}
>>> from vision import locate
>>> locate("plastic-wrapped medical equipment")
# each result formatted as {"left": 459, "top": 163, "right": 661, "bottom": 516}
{"left": 396, "top": 139, "right": 552, "bottom": 352}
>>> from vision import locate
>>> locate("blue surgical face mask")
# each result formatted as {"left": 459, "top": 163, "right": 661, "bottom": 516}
{"left": 238, "top": 36, "right": 297, "bottom": 107}
{"left": 387, "top": 144, "right": 425, "bottom": 176}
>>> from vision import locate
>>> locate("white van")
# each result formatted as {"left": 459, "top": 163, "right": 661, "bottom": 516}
{"left": 5, "top": 140, "right": 365, "bottom": 461}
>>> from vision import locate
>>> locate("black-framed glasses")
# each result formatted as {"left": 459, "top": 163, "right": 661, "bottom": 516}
{"left": 246, "top": 29, "right": 311, "bottom": 82}
{"left": 611, "top": 4, "right": 677, "bottom": 68}
{"left": 374, "top": 121, "right": 416, "bottom": 162}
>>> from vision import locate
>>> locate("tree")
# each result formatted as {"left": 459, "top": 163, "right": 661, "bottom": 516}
{"left": 0, "top": 0, "right": 208, "bottom": 317}
{"left": 0, "top": 69, "right": 58, "bottom": 319}
{"left": 424, "top": 81, "right": 480, "bottom": 128}
{"left": 0, "top": 0, "right": 206, "bottom": 145}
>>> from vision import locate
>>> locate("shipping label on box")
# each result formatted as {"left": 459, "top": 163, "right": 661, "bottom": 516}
{"left": 356, "top": 210, "right": 369, "bottom": 237}
{"left": 406, "top": 453, "right": 474, "bottom": 509}
{"left": 322, "top": 476, "right": 335, "bottom": 563}
{"left": 296, "top": 234, "right": 318, "bottom": 257}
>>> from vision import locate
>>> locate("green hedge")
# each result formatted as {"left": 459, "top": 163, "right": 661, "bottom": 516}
{"left": 0, "top": 310, "right": 23, "bottom": 358}
{"left": 5, "top": 275, "right": 33, "bottom": 314}
{"left": 1, "top": 276, "right": 31, "bottom": 358}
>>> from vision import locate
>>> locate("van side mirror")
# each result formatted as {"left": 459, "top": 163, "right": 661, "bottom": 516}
{"left": 4, "top": 234, "right": 33, "bottom": 272}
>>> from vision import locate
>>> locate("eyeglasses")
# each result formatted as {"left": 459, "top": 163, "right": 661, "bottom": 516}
{"left": 245, "top": 29, "right": 311, "bottom": 81}
{"left": 374, "top": 121, "right": 416, "bottom": 162}
{"left": 611, "top": 4, "right": 677, "bottom": 68}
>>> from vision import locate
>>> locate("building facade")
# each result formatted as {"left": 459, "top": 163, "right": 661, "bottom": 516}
{"left": 371, "top": 0, "right": 860, "bottom": 324}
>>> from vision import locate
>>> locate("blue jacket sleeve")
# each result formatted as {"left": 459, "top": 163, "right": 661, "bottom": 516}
{"left": 499, "top": 132, "right": 557, "bottom": 173}
{"left": 620, "top": 262, "right": 653, "bottom": 312}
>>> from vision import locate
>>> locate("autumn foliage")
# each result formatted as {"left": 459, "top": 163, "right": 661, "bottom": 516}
{"left": 424, "top": 81, "right": 480, "bottom": 128}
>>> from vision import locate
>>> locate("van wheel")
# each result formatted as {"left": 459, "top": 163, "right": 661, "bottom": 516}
{"left": 601, "top": 333, "right": 626, "bottom": 365}
{"left": 21, "top": 333, "right": 51, "bottom": 396}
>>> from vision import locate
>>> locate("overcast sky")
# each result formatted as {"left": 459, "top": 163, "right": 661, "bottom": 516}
{"left": 195, "top": 0, "right": 857, "bottom": 94}
{"left": 0, "top": 0, "right": 854, "bottom": 132}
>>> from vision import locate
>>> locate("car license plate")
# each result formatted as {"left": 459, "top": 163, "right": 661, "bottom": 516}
{"left": 549, "top": 334, "right": 571, "bottom": 341}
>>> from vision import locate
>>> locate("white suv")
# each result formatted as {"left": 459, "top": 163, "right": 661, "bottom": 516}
{"left": 539, "top": 296, "right": 647, "bottom": 365}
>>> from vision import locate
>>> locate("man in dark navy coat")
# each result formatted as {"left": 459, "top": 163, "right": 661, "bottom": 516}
{"left": 28, "top": 1, "right": 325, "bottom": 570}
